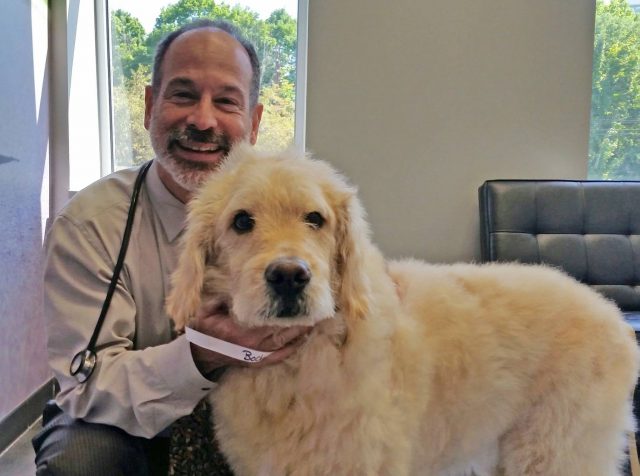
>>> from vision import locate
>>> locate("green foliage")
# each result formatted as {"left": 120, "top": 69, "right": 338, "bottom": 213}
{"left": 590, "top": 0, "right": 640, "bottom": 178}
{"left": 112, "top": 65, "right": 153, "bottom": 167}
{"left": 110, "top": 1, "right": 297, "bottom": 166}
{"left": 111, "top": 10, "right": 147, "bottom": 84}
{"left": 264, "top": 9, "right": 297, "bottom": 85}
{"left": 144, "top": 0, "right": 266, "bottom": 66}
{"left": 256, "top": 79, "right": 296, "bottom": 151}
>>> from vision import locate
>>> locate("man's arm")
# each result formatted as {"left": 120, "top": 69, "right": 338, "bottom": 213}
{"left": 45, "top": 214, "right": 214, "bottom": 438}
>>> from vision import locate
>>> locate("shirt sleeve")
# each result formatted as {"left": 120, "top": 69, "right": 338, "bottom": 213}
{"left": 44, "top": 214, "right": 215, "bottom": 438}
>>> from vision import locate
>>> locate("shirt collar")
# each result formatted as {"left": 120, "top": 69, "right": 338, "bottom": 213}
{"left": 145, "top": 160, "right": 187, "bottom": 243}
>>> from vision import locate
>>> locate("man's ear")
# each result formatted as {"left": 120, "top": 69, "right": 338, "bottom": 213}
{"left": 249, "top": 103, "right": 263, "bottom": 145}
{"left": 144, "top": 85, "right": 154, "bottom": 130}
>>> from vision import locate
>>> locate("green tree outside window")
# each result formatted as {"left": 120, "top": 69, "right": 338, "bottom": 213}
{"left": 590, "top": 0, "right": 640, "bottom": 178}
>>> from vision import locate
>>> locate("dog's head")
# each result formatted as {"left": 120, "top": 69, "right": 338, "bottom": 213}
{"left": 167, "top": 143, "right": 373, "bottom": 330}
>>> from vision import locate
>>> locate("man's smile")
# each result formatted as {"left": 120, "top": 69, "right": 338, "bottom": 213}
{"left": 169, "top": 136, "right": 230, "bottom": 165}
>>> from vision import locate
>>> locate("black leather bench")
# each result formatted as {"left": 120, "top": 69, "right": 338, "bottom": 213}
{"left": 479, "top": 179, "right": 640, "bottom": 325}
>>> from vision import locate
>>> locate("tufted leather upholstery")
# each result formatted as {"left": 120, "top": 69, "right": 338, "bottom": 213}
{"left": 478, "top": 180, "right": 640, "bottom": 322}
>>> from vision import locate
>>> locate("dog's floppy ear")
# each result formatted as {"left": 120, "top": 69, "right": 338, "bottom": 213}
{"left": 334, "top": 188, "right": 373, "bottom": 321}
{"left": 166, "top": 206, "right": 213, "bottom": 331}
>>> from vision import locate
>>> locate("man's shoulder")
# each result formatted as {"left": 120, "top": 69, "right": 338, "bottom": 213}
{"left": 58, "top": 166, "right": 143, "bottom": 227}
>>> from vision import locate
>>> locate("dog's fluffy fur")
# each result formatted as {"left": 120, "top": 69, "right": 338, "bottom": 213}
{"left": 167, "top": 143, "right": 640, "bottom": 476}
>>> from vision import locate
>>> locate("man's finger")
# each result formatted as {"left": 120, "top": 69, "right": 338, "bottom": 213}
{"left": 253, "top": 334, "right": 308, "bottom": 367}
{"left": 258, "top": 325, "right": 312, "bottom": 350}
{"left": 276, "top": 326, "right": 313, "bottom": 345}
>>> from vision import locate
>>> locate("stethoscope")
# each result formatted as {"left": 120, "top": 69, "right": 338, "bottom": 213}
{"left": 69, "top": 160, "right": 153, "bottom": 383}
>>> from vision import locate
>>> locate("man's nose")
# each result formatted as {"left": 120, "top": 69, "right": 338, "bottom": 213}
{"left": 187, "top": 99, "right": 219, "bottom": 132}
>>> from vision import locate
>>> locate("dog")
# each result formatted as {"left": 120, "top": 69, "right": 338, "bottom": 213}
{"left": 167, "top": 143, "right": 640, "bottom": 476}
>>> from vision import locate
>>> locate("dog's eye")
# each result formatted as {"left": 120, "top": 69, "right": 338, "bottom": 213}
{"left": 305, "top": 211, "right": 325, "bottom": 229}
{"left": 231, "top": 210, "right": 254, "bottom": 234}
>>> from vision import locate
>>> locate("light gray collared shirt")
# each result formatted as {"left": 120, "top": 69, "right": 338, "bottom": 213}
{"left": 44, "top": 161, "right": 214, "bottom": 438}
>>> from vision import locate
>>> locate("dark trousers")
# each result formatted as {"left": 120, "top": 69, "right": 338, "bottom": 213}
{"left": 32, "top": 401, "right": 169, "bottom": 476}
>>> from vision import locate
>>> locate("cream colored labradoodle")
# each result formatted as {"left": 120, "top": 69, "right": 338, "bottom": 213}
{"left": 167, "top": 143, "right": 639, "bottom": 476}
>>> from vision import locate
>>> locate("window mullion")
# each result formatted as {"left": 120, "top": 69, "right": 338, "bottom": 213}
{"left": 94, "top": 0, "right": 114, "bottom": 176}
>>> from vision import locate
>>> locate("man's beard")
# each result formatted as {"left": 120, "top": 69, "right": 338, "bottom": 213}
{"left": 151, "top": 125, "right": 233, "bottom": 193}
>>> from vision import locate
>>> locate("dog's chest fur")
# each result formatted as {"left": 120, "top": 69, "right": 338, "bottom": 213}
{"left": 210, "top": 295, "right": 419, "bottom": 475}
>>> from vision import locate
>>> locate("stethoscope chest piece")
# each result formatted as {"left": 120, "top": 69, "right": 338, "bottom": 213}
{"left": 70, "top": 348, "right": 97, "bottom": 383}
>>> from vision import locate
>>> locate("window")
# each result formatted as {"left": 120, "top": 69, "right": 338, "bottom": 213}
{"left": 107, "top": 0, "right": 306, "bottom": 170}
{"left": 589, "top": 0, "right": 640, "bottom": 178}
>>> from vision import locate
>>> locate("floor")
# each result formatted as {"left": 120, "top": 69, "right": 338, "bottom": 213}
{"left": 1, "top": 420, "right": 638, "bottom": 475}
{"left": 0, "top": 418, "right": 39, "bottom": 475}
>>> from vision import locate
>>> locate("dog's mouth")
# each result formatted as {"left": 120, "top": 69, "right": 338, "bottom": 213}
{"left": 223, "top": 257, "right": 335, "bottom": 327}
{"left": 265, "top": 293, "right": 310, "bottom": 320}
{"left": 211, "top": 292, "right": 310, "bottom": 323}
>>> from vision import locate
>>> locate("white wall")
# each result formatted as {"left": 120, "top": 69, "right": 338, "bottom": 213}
{"left": 306, "top": 0, "right": 596, "bottom": 263}
{"left": 0, "top": 0, "right": 51, "bottom": 419}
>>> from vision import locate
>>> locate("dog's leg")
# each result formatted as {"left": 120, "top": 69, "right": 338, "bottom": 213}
{"left": 498, "top": 396, "right": 632, "bottom": 476}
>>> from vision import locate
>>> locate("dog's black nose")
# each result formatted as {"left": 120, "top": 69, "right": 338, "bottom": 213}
{"left": 265, "top": 258, "right": 311, "bottom": 297}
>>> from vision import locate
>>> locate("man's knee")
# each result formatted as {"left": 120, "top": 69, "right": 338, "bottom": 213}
{"left": 33, "top": 413, "right": 150, "bottom": 476}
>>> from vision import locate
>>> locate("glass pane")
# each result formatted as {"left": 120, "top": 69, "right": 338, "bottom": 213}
{"left": 108, "top": 0, "right": 298, "bottom": 169}
{"left": 589, "top": 0, "right": 640, "bottom": 179}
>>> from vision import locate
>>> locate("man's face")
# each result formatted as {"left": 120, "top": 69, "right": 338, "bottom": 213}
{"left": 144, "top": 28, "right": 263, "bottom": 201}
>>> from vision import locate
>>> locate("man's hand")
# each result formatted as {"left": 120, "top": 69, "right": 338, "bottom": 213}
{"left": 188, "top": 301, "right": 313, "bottom": 378}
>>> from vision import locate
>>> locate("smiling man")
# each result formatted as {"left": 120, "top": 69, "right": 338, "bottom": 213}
{"left": 146, "top": 24, "right": 262, "bottom": 202}
{"left": 33, "top": 20, "right": 310, "bottom": 475}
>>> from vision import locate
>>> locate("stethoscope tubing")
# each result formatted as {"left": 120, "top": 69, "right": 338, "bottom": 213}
{"left": 69, "top": 160, "right": 153, "bottom": 383}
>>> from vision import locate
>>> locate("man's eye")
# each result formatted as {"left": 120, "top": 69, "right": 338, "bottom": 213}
{"left": 305, "top": 212, "right": 325, "bottom": 229}
{"left": 172, "top": 91, "right": 196, "bottom": 100}
{"left": 231, "top": 210, "right": 254, "bottom": 234}
{"left": 216, "top": 98, "right": 241, "bottom": 109}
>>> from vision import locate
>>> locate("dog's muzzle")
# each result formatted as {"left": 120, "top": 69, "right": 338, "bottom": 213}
{"left": 265, "top": 257, "right": 311, "bottom": 318}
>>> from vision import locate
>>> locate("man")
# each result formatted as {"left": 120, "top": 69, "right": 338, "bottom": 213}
{"left": 33, "top": 19, "right": 309, "bottom": 475}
